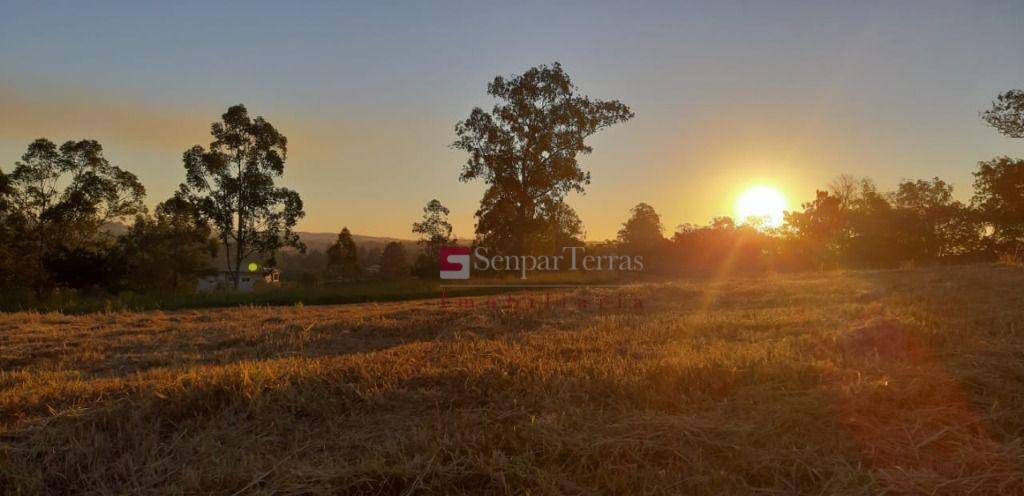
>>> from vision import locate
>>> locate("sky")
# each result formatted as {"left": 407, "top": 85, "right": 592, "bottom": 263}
{"left": 2, "top": 1, "right": 1022, "bottom": 240}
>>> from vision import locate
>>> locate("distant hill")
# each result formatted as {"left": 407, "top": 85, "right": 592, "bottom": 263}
{"left": 102, "top": 223, "right": 418, "bottom": 253}
{"left": 296, "top": 232, "right": 416, "bottom": 253}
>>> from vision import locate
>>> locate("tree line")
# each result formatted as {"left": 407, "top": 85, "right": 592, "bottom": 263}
{"left": 614, "top": 166, "right": 1016, "bottom": 276}
{"left": 1, "top": 62, "right": 1022, "bottom": 299}
{"left": 0, "top": 105, "right": 304, "bottom": 297}
{"left": 309, "top": 199, "right": 457, "bottom": 284}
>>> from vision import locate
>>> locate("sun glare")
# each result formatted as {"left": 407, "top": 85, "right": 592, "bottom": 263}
{"left": 735, "top": 186, "right": 787, "bottom": 228}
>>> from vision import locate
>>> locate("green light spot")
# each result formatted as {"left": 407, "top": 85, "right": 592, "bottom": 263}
{"left": 248, "top": 262, "right": 259, "bottom": 272}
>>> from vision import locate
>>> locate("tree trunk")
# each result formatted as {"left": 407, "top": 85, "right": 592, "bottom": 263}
{"left": 34, "top": 222, "right": 46, "bottom": 299}
{"left": 223, "top": 234, "right": 234, "bottom": 289}
{"left": 234, "top": 238, "right": 243, "bottom": 290}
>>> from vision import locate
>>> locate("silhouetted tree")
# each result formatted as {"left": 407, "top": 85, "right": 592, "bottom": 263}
{"left": 42, "top": 245, "right": 127, "bottom": 291}
{"left": 938, "top": 205, "right": 987, "bottom": 261}
{"left": 890, "top": 177, "right": 969, "bottom": 262}
{"left": 453, "top": 62, "right": 633, "bottom": 254}
{"left": 618, "top": 202, "right": 668, "bottom": 270}
{"left": 540, "top": 200, "right": 585, "bottom": 253}
{"left": 6, "top": 138, "right": 145, "bottom": 295}
{"left": 829, "top": 173, "right": 860, "bottom": 211}
{"left": 178, "top": 104, "right": 304, "bottom": 289}
{"left": 982, "top": 90, "right": 1024, "bottom": 138}
{"left": 672, "top": 217, "right": 771, "bottom": 275}
{"left": 845, "top": 182, "right": 904, "bottom": 267}
{"left": 972, "top": 157, "right": 1024, "bottom": 251}
{"left": 379, "top": 242, "right": 408, "bottom": 280}
{"left": 359, "top": 245, "right": 382, "bottom": 267}
{"left": 120, "top": 196, "right": 217, "bottom": 291}
{"left": 412, "top": 199, "right": 454, "bottom": 278}
{"left": 326, "top": 227, "right": 359, "bottom": 279}
{"left": 783, "top": 190, "right": 847, "bottom": 269}
{"left": 781, "top": 175, "right": 986, "bottom": 269}
{"left": 0, "top": 170, "right": 33, "bottom": 291}
{"left": 277, "top": 247, "right": 327, "bottom": 287}
{"left": 618, "top": 203, "right": 664, "bottom": 248}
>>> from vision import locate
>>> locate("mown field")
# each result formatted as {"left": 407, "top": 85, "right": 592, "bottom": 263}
{"left": 2, "top": 265, "right": 1023, "bottom": 494}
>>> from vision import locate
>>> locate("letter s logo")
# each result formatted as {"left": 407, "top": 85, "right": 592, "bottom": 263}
{"left": 439, "top": 246, "right": 471, "bottom": 279}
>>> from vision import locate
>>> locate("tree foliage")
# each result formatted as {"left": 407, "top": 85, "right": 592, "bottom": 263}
{"left": 783, "top": 190, "right": 848, "bottom": 269}
{"left": 4, "top": 138, "right": 145, "bottom": 294}
{"left": 120, "top": 196, "right": 218, "bottom": 291}
{"left": 890, "top": 177, "right": 969, "bottom": 261}
{"left": 178, "top": 104, "right": 304, "bottom": 288}
{"left": 0, "top": 170, "right": 31, "bottom": 289}
{"left": 326, "top": 227, "right": 359, "bottom": 279}
{"left": 982, "top": 89, "right": 1024, "bottom": 138}
{"left": 672, "top": 217, "right": 770, "bottom": 274}
{"left": 412, "top": 199, "right": 453, "bottom": 255}
{"left": 618, "top": 202, "right": 665, "bottom": 249}
{"left": 453, "top": 62, "right": 633, "bottom": 254}
{"left": 540, "top": 200, "right": 585, "bottom": 253}
{"left": 617, "top": 202, "right": 669, "bottom": 270}
{"left": 779, "top": 177, "right": 981, "bottom": 269}
{"left": 379, "top": 241, "right": 409, "bottom": 280}
{"left": 412, "top": 199, "right": 454, "bottom": 278}
{"left": 972, "top": 157, "right": 1024, "bottom": 249}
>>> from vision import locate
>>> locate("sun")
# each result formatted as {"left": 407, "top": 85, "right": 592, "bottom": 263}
{"left": 735, "top": 185, "right": 787, "bottom": 228}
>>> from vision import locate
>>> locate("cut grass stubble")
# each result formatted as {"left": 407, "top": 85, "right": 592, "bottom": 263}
{"left": 1, "top": 265, "right": 1023, "bottom": 494}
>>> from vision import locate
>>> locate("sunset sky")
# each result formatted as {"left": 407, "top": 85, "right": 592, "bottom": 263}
{"left": 2, "top": 1, "right": 1022, "bottom": 240}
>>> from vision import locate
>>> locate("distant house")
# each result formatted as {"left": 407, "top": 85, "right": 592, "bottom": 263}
{"left": 196, "top": 269, "right": 281, "bottom": 293}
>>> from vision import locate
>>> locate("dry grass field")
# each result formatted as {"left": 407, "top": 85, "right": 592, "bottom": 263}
{"left": 2, "top": 265, "right": 1024, "bottom": 494}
